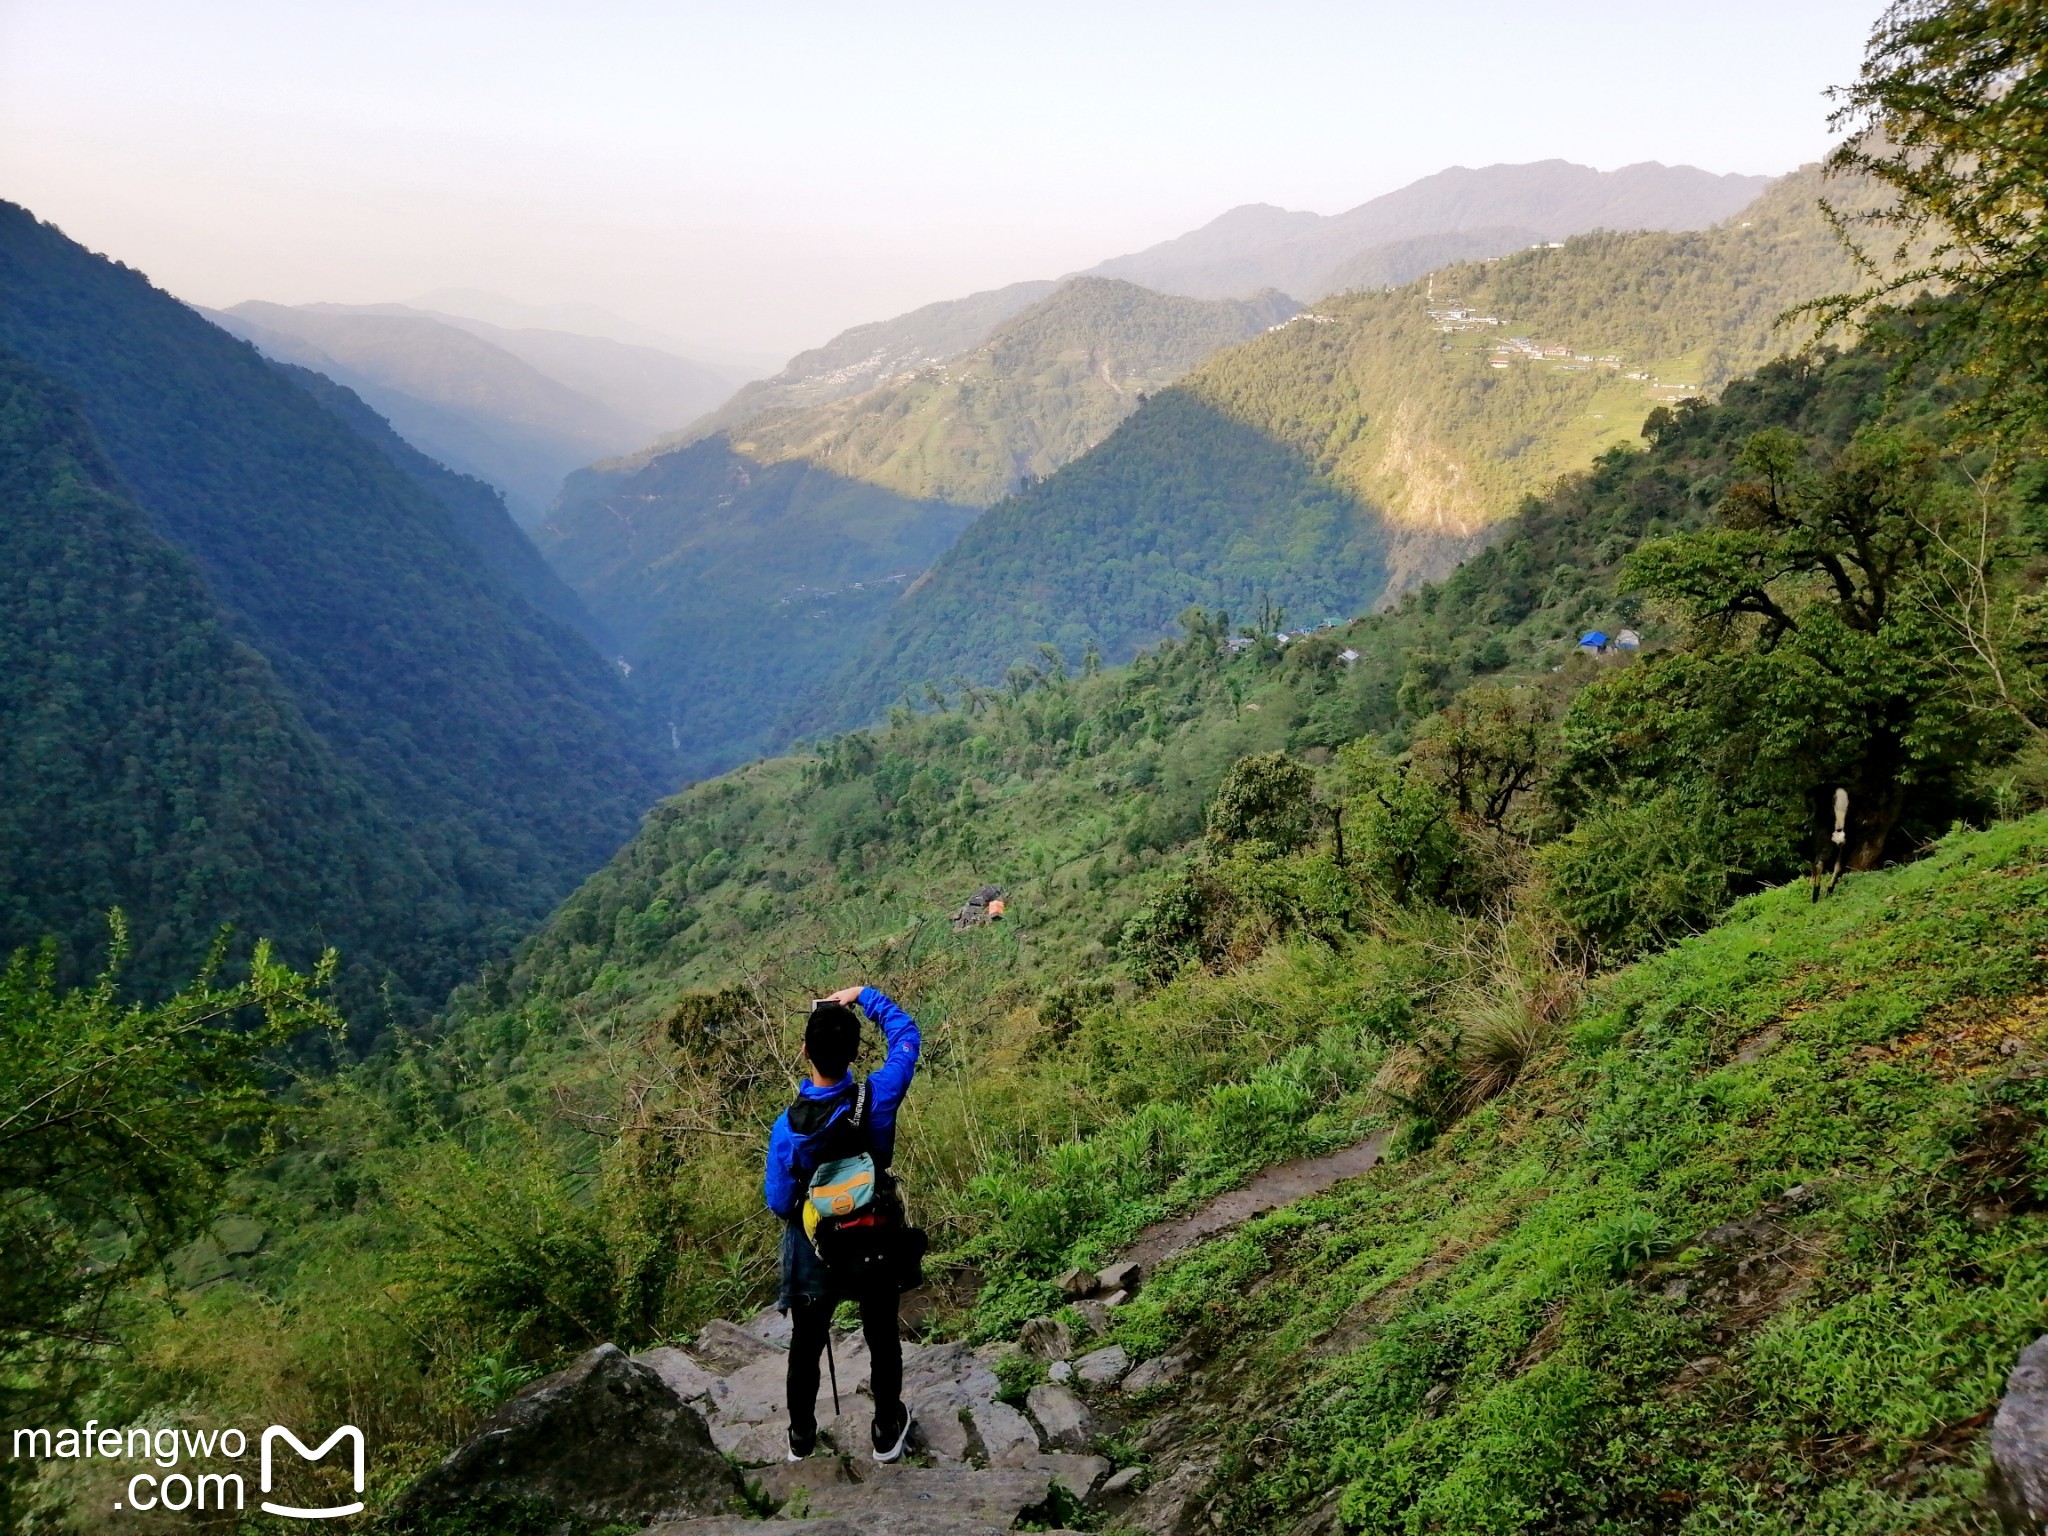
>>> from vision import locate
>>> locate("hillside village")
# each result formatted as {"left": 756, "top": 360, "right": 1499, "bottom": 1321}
{"left": 1424, "top": 298, "right": 1702, "bottom": 400}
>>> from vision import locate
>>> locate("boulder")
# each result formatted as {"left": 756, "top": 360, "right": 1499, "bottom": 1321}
{"left": 633, "top": 1344, "right": 723, "bottom": 1406}
{"left": 388, "top": 1343, "right": 740, "bottom": 1533}
{"left": 743, "top": 1304, "right": 795, "bottom": 1348}
{"left": 910, "top": 1398, "right": 974, "bottom": 1461}
{"left": 705, "top": 1353, "right": 790, "bottom": 1427}
{"left": 1126, "top": 1456, "right": 1215, "bottom": 1536}
{"left": 970, "top": 1397, "right": 1042, "bottom": 1463}
{"left": 904, "top": 1340, "right": 998, "bottom": 1402}
{"left": 1020, "top": 1315, "right": 1075, "bottom": 1360}
{"left": 1096, "top": 1464, "right": 1149, "bottom": 1510}
{"left": 1097, "top": 1260, "right": 1142, "bottom": 1294}
{"left": 1015, "top": 1450, "right": 1110, "bottom": 1501}
{"left": 821, "top": 1407, "right": 874, "bottom": 1456}
{"left": 709, "top": 1418, "right": 789, "bottom": 1464}
{"left": 1049, "top": 1359, "right": 1075, "bottom": 1383}
{"left": 1072, "top": 1299, "right": 1112, "bottom": 1335}
{"left": 644, "top": 1521, "right": 864, "bottom": 1536}
{"left": 1993, "top": 1335, "right": 2048, "bottom": 1532}
{"left": 1122, "top": 1352, "right": 1188, "bottom": 1394}
{"left": 750, "top": 1454, "right": 855, "bottom": 1508}
{"left": 1059, "top": 1266, "right": 1098, "bottom": 1300}
{"left": 1073, "top": 1344, "right": 1129, "bottom": 1388}
{"left": 693, "top": 1317, "right": 781, "bottom": 1373}
{"left": 1026, "top": 1381, "right": 1096, "bottom": 1452}
{"left": 1101, "top": 1288, "right": 1130, "bottom": 1310}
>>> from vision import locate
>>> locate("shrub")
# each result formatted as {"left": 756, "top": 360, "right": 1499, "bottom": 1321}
{"left": 1208, "top": 752, "right": 1319, "bottom": 851}
{"left": 1538, "top": 790, "right": 1737, "bottom": 963}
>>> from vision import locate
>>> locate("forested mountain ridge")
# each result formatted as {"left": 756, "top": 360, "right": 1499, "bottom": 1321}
{"left": 1086, "top": 158, "right": 1774, "bottom": 301}
{"left": 0, "top": 201, "right": 665, "bottom": 1015}
{"left": 817, "top": 163, "right": 1877, "bottom": 724}
{"left": 542, "top": 280, "right": 1296, "bottom": 780}
{"left": 274, "top": 362, "right": 617, "bottom": 653}
{"left": 711, "top": 278, "right": 1298, "bottom": 506}
{"left": 540, "top": 440, "right": 976, "bottom": 782}
{"left": 300, "top": 301, "right": 743, "bottom": 436}
{"left": 0, "top": 353, "right": 457, "bottom": 1001}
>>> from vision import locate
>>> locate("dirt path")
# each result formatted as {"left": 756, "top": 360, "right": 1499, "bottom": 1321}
{"left": 1118, "top": 1128, "right": 1391, "bottom": 1274}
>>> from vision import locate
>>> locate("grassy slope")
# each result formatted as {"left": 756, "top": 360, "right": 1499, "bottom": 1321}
{"left": 1113, "top": 813, "right": 2048, "bottom": 1535}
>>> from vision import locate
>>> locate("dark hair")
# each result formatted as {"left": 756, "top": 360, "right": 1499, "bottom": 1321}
{"left": 804, "top": 1001, "right": 861, "bottom": 1079}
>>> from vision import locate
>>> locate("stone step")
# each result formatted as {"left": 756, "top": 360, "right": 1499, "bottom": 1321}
{"left": 809, "top": 1461, "right": 1055, "bottom": 1527}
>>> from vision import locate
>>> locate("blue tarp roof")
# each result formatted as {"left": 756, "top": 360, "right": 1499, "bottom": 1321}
{"left": 1578, "top": 630, "right": 1609, "bottom": 647}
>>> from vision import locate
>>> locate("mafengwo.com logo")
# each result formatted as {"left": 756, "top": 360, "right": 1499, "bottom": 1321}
{"left": 11, "top": 1419, "right": 366, "bottom": 1518}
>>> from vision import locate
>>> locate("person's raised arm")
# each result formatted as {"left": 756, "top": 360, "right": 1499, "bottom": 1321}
{"left": 828, "top": 984, "right": 919, "bottom": 1111}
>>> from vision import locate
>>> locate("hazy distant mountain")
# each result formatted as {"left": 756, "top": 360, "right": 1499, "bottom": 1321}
{"left": 297, "top": 303, "right": 745, "bottom": 445}
{"left": 1087, "top": 160, "right": 1774, "bottom": 300}
{"left": 817, "top": 166, "right": 1871, "bottom": 727}
{"left": 664, "top": 279, "right": 1061, "bottom": 451}
{"left": 208, "top": 302, "right": 674, "bottom": 522}
{"left": 407, "top": 287, "right": 781, "bottom": 374}
{"left": 717, "top": 278, "right": 1299, "bottom": 506}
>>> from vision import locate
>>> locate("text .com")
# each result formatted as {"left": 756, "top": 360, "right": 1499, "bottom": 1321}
{"left": 10, "top": 1422, "right": 365, "bottom": 1517}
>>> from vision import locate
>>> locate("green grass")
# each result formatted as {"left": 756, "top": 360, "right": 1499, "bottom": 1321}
{"left": 1096, "top": 814, "right": 2048, "bottom": 1534}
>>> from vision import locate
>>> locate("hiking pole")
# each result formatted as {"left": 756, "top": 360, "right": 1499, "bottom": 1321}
{"left": 825, "top": 1331, "right": 841, "bottom": 1417}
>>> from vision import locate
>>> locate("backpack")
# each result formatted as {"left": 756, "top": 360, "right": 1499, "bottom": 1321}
{"left": 792, "top": 1080, "right": 928, "bottom": 1293}
{"left": 802, "top": 1080, "right": 878, "bottom": 1234}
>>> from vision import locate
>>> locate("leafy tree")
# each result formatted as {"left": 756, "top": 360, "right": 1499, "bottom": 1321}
{"left": 1207, "top": 752, "right": 1320, "bottom": 852}
{"left": 1564, "top": 426, "right": 2005, "bottom": 875}
{"left": 1407, "top": 684, "right": 1555, "bottom": 831}
{"left": 0, "top": 918, "right": 339, "bottom": 1383}
{"left": 1820, "top": 0, "right": 2048, "bottom": 433}
{"left": 1538, "top": 790, "right": 1741, "bottom": 962}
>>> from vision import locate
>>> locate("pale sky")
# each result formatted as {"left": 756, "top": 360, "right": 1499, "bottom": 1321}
{"left": 0, "top": 0, "right": 1886, "bottom": 366}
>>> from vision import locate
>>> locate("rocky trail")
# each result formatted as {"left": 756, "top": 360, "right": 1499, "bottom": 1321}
{"left": 1118, "top": 1129, "right": 1390, "bottom": 1274}
{"left": 391, "top": 1132, "right": 1396, "bottom": 1535}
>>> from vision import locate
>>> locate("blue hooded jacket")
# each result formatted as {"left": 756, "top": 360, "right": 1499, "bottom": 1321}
{"left": 763, "top": 987, "right": 920, "bottom": 1222}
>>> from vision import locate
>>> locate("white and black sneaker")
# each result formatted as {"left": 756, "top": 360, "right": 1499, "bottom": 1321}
{"left": 870, "top": 1402, "right": 911, "bottom": 1463}
{"left": 786, "top": 1424, "right": 816, "bottom": 1462}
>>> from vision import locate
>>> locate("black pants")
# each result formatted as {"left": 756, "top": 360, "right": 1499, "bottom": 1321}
{"left": 786, "top": 1283, "right": 903, "bottom": 1438}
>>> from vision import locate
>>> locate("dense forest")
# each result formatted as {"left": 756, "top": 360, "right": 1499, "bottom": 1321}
{"left": 0, "top": 354, "right": 458, "bottom": 1004}
{"left": 0, "top": 203, "right": 665, "bottom": 1012}
{"left": 10, "top": 3, "right": 2048, "bottom": 1530}
{"left": 540, "top": 438, "right": 978, "bottom": 782}
{"left": 276, "top": 362, "right": 617, "bottom": 653}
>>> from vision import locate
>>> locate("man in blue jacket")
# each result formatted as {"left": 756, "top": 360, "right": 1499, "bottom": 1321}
{"left": 764, "top": 982, "right": 920, "bottom": 1463}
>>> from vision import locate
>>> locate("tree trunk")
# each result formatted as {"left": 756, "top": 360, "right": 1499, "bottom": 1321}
{"left": 1846, "top": 782, "right": 1908, "bottom": 871}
